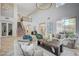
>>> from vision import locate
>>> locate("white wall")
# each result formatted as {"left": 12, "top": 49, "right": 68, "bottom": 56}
{"left": 0, "top": 4, "right": 17, "bottom": 37}
{"left": 0, "top": 4, "right": 1, "bottom": 48}
{"left": 0, "top": 24, "right": 1, "bottom": 48}
{"left": 56, "top": 20, "right": 64, "bottom": 33}
{"left": 30, "top": 4, "right": 79, "bottom": 34}
{"left": 0, "top": 4, "right": 1, "bottom": 16}
{"left": 30, "top": 6, "right": 56, "bottom": 33}
{"left": 1, "top": 4, "right": 14, "bottom": 18}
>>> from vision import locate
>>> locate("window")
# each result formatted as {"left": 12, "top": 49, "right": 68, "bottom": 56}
{"left": 56, "top": 17, "right": 76, "bottom": 33}
{"left": 2, "top": 23, "right": 7, "bottom": 36}
{"left": 64, "top": 18, "right": 76, "bottom": 33}
{"left": 1, "top": 22, "right": 13, "bottom": 36}
{"left": 8, "top": 24, "right": 12, "bottom": 36}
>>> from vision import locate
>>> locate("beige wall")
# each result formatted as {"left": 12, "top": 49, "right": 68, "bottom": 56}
{"left": 0, "top": 37, "right": 17, "bottom": 55}
{"left": 0, "top": 4, "right": 17, "bottom": 36}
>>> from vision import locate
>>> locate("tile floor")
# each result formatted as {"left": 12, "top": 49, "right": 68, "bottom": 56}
{"left": 61, "top": 47, "right": 79, "bottom": 56}
{"left": 4, "top": 46, "right": 79, "bottom": 56}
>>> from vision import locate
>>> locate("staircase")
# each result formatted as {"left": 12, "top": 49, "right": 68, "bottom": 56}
{"left": 17, "top": 22, "right": 26, "bottom": 37}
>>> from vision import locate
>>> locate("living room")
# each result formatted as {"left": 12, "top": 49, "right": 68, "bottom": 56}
{"left": 0, "top": 3, "right": 79, "bottom": 56}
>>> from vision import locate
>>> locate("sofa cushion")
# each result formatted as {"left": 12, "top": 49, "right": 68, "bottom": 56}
{"left": 21, "top": 43, "right": 34, "bottom": 56}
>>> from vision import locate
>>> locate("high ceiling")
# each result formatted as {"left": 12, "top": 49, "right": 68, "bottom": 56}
{"left": 16, "top": 3, "right": 36, "bottom": 17}
{"left": 16, "top": 3, "right": 66, "bottom": 18}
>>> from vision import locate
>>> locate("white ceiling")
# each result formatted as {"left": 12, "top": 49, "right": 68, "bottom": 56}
{"left": 16, "top": 3, "right": 37, "bottom": 16}
{"left": 16, "top": 3, "right": 65, "bottom": 17}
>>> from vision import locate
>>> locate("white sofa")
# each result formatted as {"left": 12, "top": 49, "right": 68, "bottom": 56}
{"left": 14, "top": 40, "right": 55, "bottom": 56}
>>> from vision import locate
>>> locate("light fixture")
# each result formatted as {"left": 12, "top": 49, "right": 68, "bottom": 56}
{"left": 36, "top": 3, "right": 52, "bottom": 10}
{"left": 56, "top": 3, "right": 66, "bottom": 8}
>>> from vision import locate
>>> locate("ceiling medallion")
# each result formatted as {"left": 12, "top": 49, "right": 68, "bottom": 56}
{"left": 36, "top": 3, "right": 52, "bottom": 10}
